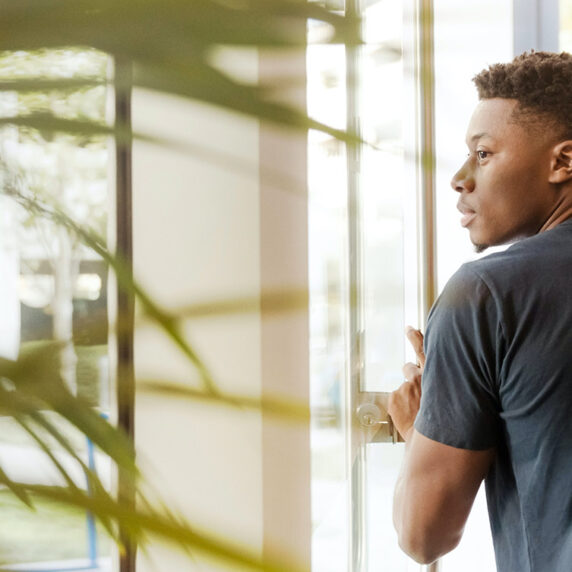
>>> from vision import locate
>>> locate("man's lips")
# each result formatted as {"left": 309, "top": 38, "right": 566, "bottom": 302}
{"left": 457, "top": 203, "right": 476, "bottom": 228}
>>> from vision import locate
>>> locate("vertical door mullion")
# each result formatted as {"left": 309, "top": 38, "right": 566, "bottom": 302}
{"left": 345, "top": 0, "right": 439, "bottom": 569}
{"left": 416, "top": 0, "right": 438, "bottom": 570}
{"left": 416, "top": 0, "right": 437, "bottom": 330}
{"left": 345, "top": 0, "right": 368, "bottom": 570}
{"left": 113, "top": 55, "right": 136, "bottom": 572}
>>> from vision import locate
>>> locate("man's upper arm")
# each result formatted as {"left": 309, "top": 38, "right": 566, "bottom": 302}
{"left": 393, "top": 429, "right": 495, "bottom": 564}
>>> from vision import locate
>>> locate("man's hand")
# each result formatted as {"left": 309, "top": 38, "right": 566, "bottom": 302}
{"left": 388, "top": 327, "right": 425, "bottom": 441}
{"left": 390, "top": 327, "right": 495, "bottom": 564}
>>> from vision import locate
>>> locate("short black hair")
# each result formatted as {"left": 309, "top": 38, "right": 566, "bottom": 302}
{"left": 473, "top": 51, "right": 572, "bottom": 140}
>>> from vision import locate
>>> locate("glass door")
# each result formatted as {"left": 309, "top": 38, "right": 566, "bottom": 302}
{"left": 311, "top": 2, "right": 572, "bottom": 571}
{"left": 309, "top": 0, "right": 422, "bottom": 570}
{"left": 353, "top": 3, "right": 420, "bottom": 571}
{"left": 311, "top": 0, "right": 495, "bottom": 570}
{"left": 0, "top": 48, "right": 112, "bottom": 570}
{"left": 346, "top": 1, "right": 424, "bottom": 571}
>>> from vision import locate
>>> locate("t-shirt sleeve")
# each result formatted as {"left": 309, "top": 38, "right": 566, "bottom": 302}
{"left": 414, "top": 264, "right": 503, "bottom": 450}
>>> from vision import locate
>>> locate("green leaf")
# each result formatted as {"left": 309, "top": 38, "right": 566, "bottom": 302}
{"left": 0, "top": 0, "right": 360, "bottom": 52}
{"left": 0, "top": 343, "right": 138, "bottom": 476}
{"left": 0, "top": 466, "right": 33, "bottom": 509}
{"left": 0, "top": 77, "right": 104, "bottom": 92}
{"left": 138, "top": 379, "right": 310, "bottom": 422}
{"left": 0, "top": 0, "right": 362, "bottom": 139}
{"left": 8, "top": 482, "right": 308, "bottom": 572}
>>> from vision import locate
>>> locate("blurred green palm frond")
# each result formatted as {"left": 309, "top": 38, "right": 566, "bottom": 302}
{"left": 0, "top": 0, "right": 360, "bottom": 569}
{"left": 0, "top": 0, "right": 361, "bottom": 141}
{"left": 0, "top": 0, "right": 357, "bottom": 51}
{"left": 0, "top": 341, "right": 305, "bottom": 572}
{"left": 7, "top": 183, "right": 313, "bottom": 418}
{"left": 0, "top": 199, "right": 312, "bottom": 566}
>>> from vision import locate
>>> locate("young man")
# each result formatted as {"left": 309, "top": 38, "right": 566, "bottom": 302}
{"left": 388, "top": 51, "right": 572, "bottom": 571}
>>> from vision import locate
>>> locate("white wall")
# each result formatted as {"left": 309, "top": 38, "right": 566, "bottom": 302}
{"left": 131, "top": 48, "right": 311, "bottom": 570}
{"left": 132, "top": 88, "right": 264, "bottom": 571}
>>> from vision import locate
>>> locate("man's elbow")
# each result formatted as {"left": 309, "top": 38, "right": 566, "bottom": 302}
{"left": 396, "top": 525, "right": 461, "bottom": 565}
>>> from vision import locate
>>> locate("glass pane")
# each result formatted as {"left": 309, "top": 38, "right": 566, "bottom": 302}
{"left": 0, "top": 49, "right": 112, "bottom": 570}
{"left": 309, "top": 1, "right": 418, "bottom": 570}
{"left": 359, "top": 2, "right": 417, "bottom": 570}
{"left": 560, "top": 0, "right": 572, "bottom": 51}
{"left": 360, "top": 0, "right": 406, "bottom": 394}
{"left": 308, "top": 28, "right": 351, "bottom": 570}
{"left": 365, "top": 444, "right": 419, "bottom": 572}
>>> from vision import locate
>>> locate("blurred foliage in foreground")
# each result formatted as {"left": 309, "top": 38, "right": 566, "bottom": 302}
{"left": 0, "top": 0, "right": 360, "bottom": 569}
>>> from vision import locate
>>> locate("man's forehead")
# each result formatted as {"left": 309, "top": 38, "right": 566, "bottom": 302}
{"left": 465, "top": 98, "right": 519, "bottom": 143}
{"left": 467, "top": 131, "right": 492, "bottom": 144}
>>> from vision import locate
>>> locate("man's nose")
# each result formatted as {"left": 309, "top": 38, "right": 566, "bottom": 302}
{"left": 450, "top": 160, "right": 474, "bottom": 193}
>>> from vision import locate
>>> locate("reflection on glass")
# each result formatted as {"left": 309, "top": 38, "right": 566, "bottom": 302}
{"left": 0, "top": 49, "right": 111, "bottom": 569}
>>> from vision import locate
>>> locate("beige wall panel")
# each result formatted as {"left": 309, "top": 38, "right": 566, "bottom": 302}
{"left": 132, "top": 88, "right": 263, "bottom": 572}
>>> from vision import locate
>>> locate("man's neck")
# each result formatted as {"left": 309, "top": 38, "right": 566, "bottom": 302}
{"left": 539, "top": 189, "right": 572, "bottom": 233}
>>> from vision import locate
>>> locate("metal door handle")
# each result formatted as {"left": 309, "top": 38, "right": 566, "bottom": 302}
{"left": 356, "top": 392, "right": 403, "bottom": 443}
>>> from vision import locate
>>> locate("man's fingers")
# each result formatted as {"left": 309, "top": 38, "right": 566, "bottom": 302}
{"left": 388, "top": 379, "right": 422, "bottom": 441}
{"left": 402, "top": 362, "right": 422, "bottom": 384}
{"left": 406, "top": 326, "right": 426, "bottom": 367}
{"left": 393, "top": 327, "right": 425, "bottom": 441}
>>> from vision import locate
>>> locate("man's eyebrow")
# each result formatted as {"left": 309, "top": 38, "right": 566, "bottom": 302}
{"left": 466, "top": 132, "right": 492, "bottom": 145}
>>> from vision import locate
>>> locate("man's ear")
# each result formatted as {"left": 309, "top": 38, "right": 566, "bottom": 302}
{"left": 549, "top": 141, "right": 572, "bottom": 183}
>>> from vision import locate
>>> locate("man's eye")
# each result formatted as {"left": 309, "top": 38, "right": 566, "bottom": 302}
{"left": 476, "top": 150, "right": 489, "bottom": 160}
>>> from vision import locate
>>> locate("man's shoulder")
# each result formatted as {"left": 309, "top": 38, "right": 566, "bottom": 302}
{"left": 429, "top": 262, "right": 497, "bottom": 325}
{"left": 460, "top": 220, "right": 572, "bottom": 284}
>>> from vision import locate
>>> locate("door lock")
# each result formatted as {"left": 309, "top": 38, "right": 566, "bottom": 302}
{"left": 356, "top": 392, "right": 403, "bottom": 443}
{"left": 356, "top": 402, "right": 384, "bottom": 427}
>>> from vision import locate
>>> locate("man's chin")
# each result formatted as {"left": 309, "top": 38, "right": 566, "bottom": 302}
{"left": 472, "top": 242, "right": 489, "bottom": 254}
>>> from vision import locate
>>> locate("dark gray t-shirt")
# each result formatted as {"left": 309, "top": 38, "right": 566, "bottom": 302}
{"left": 415, "top": 220, "right": 572, "bottom": 572}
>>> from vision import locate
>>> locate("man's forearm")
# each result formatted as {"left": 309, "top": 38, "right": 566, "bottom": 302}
{"left": 392, "top": 436, "right": 457, "bottom": 564}
{"left": 392, "top": 430, "right": 494, "bottom": 564}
